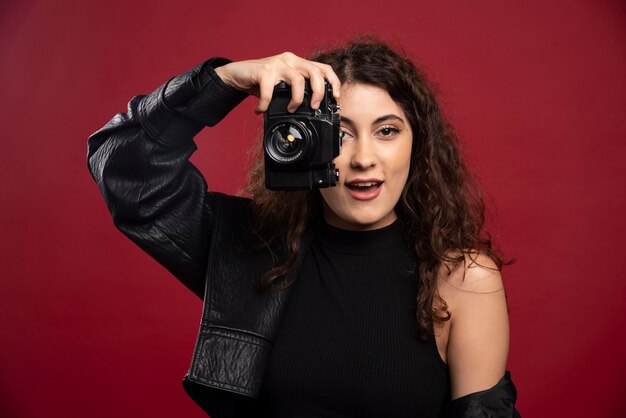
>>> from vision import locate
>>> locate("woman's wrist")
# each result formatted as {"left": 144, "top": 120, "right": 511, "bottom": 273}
{"left": 214, "top": 64, "right": 231, "bottom": 88}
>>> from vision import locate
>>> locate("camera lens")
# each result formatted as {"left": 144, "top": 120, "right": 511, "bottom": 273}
{"left": 265, "top": 121, "right": 310, "bottom": 164}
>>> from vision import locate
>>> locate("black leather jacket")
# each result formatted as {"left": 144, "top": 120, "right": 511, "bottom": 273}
{"left": 87, "top": 59, "right": 520, "bottom": 418}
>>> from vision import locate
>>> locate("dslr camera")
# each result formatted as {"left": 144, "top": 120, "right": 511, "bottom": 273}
{"left": 263, "top": 80, "right": 341, "bottom": 190}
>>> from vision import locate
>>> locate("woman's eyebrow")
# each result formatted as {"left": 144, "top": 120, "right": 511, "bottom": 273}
{"left": 340, "top": 114, "right": 406, "bottom": 127}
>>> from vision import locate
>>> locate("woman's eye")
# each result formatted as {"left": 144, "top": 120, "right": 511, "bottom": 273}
{"left": 378, "top": 126, "right": 400, "bottom": 137}
{"left": 339, "top": 130, "right": 351, "bottom": 140}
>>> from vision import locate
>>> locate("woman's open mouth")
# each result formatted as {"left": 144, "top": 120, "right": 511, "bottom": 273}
{"left": 346, "top": 180, "right": 383, "bottom": 201}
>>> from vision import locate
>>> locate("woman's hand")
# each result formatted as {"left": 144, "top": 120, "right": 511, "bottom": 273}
{"left": 214, "top": 52, "right": 341, "bottom": 114}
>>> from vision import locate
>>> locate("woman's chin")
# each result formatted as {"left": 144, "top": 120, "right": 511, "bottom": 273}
{"left": 325, "top": 211, "right": 397, "bottom": 231}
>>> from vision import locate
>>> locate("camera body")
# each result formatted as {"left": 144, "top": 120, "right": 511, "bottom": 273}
{"left": 263, "top": 80, "right": 341, "bottom": 190}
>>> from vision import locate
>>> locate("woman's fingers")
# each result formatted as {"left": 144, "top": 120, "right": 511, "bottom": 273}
{"left": 255, "top": 74, "right": 277, "bottom": 114}
{"left": 312, "top": 62, "right": 341, "bottom": 99}
{"left": 255, "top": 65, "right": 306, "bottom": 113}
{"left": 219, "top": 52, "right": 341, "bottom": 114}
{"left": 273, "top": 54, "right": 321, "bottom": 112}
{"left": 284, "top": 55, "right": 341, "bottom": 108}
{"left": 305, "top": 66, "right": 327, "bottom": 109}
{"left": 286, "top": 72, "right": 306, "bottom": 112}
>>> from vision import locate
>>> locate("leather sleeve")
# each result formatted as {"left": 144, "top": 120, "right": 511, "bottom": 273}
{"left": 444, "top": 371, "right": 521, "bottom": 418}
{"left": 87, "top": 58, "right": 248, "bottom": 298}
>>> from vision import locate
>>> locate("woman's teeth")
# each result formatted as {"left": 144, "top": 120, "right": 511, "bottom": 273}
{"left": 347, "top": 182, "right": 381, "bottom": 191}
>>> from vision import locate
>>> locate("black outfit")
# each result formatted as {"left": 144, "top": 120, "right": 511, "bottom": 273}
{"left": 259, "top": 220, "right": 450, "bottom": 417}
{"left": 87, "top": 58, "right": 520, "bottom": 417}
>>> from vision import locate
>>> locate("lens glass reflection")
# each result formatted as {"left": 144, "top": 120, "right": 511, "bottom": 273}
{"left": 267, "top": 123, "right": 307, "bottom": 162}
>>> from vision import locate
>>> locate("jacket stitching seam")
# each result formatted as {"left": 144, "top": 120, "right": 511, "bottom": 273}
{"left": 201, "top": 329, "right": 268, "bottom": 347}
{"left": 189, "top": 375, "right": 255, "bottom": 396}
{"left": 207, "top": 325, "right": 272, "bottom": 344}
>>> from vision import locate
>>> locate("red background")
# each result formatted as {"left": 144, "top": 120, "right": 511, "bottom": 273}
{"left": 1, "top": 1, "right": 625, "bottom": 417}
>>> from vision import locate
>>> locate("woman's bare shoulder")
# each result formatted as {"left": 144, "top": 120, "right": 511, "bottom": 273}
{"left": 436, "top": 250, "right": 504, "bottom": 298}
{"left": 436, "top": 251, "right": 510, "bottom": 400}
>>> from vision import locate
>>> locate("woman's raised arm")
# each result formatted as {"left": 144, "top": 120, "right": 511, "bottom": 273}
{"left": 87, "top": 58, "right": 248, "bottom": 297}
{"left": 87, "top": 53, "right": 340, "bottom": 298}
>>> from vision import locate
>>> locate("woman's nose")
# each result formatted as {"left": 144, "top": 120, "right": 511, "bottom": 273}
{"left": 350, "top": 137, "right": 377, "bottom": 169}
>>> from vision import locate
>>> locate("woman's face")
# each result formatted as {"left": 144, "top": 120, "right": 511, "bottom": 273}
{"left": 320, "top": 83, "right": 413, "bottom": 231}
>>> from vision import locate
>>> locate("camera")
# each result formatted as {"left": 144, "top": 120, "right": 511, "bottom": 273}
{"left": 263, "top": 80, "right": 341, "bottom": 190}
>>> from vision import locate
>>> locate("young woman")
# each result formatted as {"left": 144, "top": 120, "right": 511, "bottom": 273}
{"left": 88, "top": 39, "right": 520, "bottom": 417}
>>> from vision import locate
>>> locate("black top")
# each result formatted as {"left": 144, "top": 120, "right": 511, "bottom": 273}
{"left": 259, "top": 220, "right": 450, "bottom": 417}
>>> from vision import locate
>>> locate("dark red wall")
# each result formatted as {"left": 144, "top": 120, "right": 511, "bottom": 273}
{"left": 1, "top": 1, "right": 624, "bottom": 416}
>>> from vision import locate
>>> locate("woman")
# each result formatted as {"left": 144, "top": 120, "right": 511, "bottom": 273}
{"left": 88, "top": 39, "right": 520, "bottom": 417}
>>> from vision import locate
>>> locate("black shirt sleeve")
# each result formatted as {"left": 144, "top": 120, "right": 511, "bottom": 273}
{"left": 87, "top": 58, "right": 248, "bottom": 298}
{"left": 444, "top": 371, "right": 521, "bottom": 418}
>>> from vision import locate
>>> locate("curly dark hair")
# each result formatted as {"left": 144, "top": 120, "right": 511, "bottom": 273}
{"left": 244, "top": 37, "right": 508, "bottom": 339}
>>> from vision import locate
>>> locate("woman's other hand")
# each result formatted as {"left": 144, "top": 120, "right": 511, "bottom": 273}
{"left": 214, "top": 52, "right": 341, "bottom": 114}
